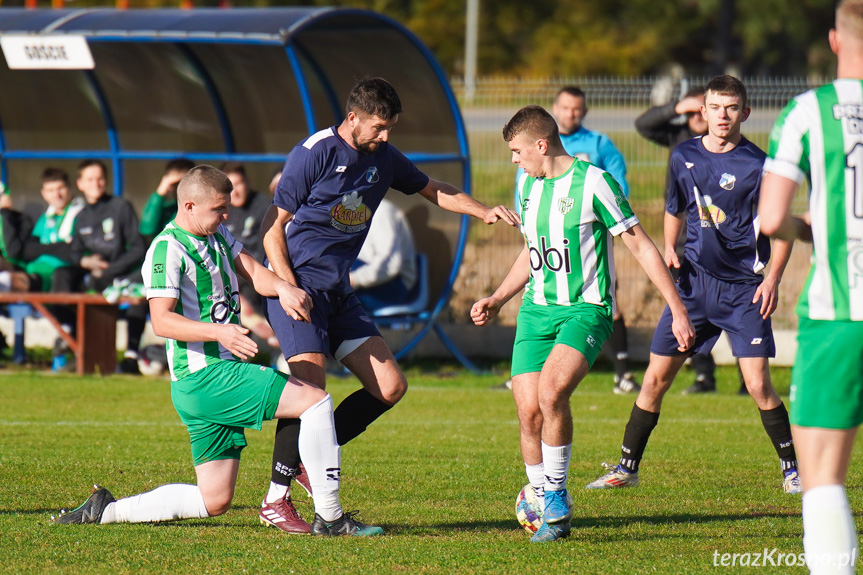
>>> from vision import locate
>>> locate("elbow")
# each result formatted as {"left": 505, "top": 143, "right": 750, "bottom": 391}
{"left": 759, "top": 215, "right": 782, "bottom": 237}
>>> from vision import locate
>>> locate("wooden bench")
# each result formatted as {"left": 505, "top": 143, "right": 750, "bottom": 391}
{"left": 0, "top": 293, "right": 122, "bottom": 375}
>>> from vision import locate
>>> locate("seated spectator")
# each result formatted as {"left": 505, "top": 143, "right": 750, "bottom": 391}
{"left": 0, "top": 199, "right": 37, "bottom": 293}
{"left": 25, "top": 168, "right": 85, "bottom": 291}
{"left": 139, "top": 158, "right": 195, "bottom": 243}
{"left": 52, "top": 159, "right": 148, "bottom": 374}
{"left": 350, "top": 198, "right": 417, "bottom": 312}
{"left": 220, "top": 162, "right": 278, "bottom": 352}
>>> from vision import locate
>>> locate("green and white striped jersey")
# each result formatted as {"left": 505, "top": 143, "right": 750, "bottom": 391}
{"left": 517, "top": 158, "right": 638, "bottom": 312}
{"left": 765, "top": 79, "right": 863, "bottom": 321}
{"left": 142, "top": 222, "right": 245, "bottom": 381}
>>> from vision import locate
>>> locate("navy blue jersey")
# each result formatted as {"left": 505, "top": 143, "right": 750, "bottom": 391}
{"left": 274, "top": 127, "right": 429, "bottom": 292}
{"left": 666, "top": 136, "right": 770, "bottom": 284}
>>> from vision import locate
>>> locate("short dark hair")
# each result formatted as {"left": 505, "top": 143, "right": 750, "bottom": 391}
{"left": 503, "top": 105, "right": 560, "bottom": 143}
{"left": 218, "top": 161, "right": 246, "bottom": 178}
{"left": 345, "top": 77, "right": 402, "bottom": 120}
{"left": 177, "top": 165, "right": 233, "bottom": 201}
{"left": 41, "top": 167, "right": 69, "bottom": 186}
{"left": 705, "top": 75, "right": 748, "bottom": 108}
{"left": 555, "top": 86, "right": 587, "bottom": 105}
{"left": 77, "top": 159, "right": 107, "bottom": 179}
{"left": 165, "top": 158, "right": 195, "bottom": 174}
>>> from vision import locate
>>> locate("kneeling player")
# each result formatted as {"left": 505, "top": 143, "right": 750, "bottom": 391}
{"left": 52, "top": 166, "right": 381, "bottom": 537}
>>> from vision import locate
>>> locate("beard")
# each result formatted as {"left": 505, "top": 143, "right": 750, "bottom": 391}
{"left": 352, "top": 129, "right": 381, "bottom": 154}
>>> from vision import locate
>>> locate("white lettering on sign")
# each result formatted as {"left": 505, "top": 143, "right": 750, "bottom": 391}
{"left": 0, "top": 35, "right": 94, "bottom": 70}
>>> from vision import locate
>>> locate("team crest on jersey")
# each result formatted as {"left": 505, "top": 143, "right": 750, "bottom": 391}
{"left": 330, "top": 191, "right": 371, "bottom": 233}
{"left": 102, "top": 218, "right": 115, "bottom": 241}
{"left": 719, "top": 173, "right": 736, "bottom": 190}
{"left": 558, "top": 197, "right": 574, "bottom": 215}
{"left": 365, "top": 166, "right": 379, "bottom": 183}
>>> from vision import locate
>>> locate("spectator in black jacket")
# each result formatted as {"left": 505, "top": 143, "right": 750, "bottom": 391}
{"left": 52, "top": 160, "right": 148, "bottom": 374}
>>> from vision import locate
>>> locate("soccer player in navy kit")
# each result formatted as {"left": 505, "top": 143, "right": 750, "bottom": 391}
{"left": 258, "top": 77, "right": 520, "bottom": 531}
{"left": 588, "top": 75, "right": 802, "bottom": 494}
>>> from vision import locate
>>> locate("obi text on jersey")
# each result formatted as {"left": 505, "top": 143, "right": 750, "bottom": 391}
{"left": 517, "top": 158, "right": 638, "bottom": 313}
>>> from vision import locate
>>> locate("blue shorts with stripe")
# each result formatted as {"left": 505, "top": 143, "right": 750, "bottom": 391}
{"left": 264, "top": 286, "right": 380, "bottom": 360}
{"left": 651, "top": 261, "right": 775, "bottom": 358}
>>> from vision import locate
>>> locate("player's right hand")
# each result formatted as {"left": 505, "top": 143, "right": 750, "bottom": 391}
{"left": 664, "top": 248, "right": 680, "bottom": 271}
{"left": 670, "top": 312, "right": 696, "bottom": 352}
{"left": 275, "top": 281, "right": 312, "bottom": 322}
{"left": 216, "top": 324, "right": 258, "bottom": 360}
{"left": 470, "top": 297, "right": 500, "bottom": 326}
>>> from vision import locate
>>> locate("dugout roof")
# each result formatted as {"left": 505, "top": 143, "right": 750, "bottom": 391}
{"left": 0, "top": 7, "right": 471, "bottom": 345}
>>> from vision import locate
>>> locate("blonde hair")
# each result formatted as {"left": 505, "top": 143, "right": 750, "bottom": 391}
{"left": 838, "top": 0, "right": 863, "bottom": 40}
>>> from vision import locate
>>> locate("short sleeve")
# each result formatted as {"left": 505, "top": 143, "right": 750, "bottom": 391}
{"left": 143, "top": 236, "right": 182, "bottom": 300}
{"left": 273, "top": 144, "right": 317, "bottom": 214}
{"left": 590, "top": 167, "right": 638, "bottom": 236}
{"left": 389, "top": 145, "right": 430, "bottom": 194}
{"left": 764, "top": 97, "right": 809, "bottom": 184}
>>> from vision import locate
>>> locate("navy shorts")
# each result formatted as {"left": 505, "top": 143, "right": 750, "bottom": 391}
{"left": 264, "top": 286, "right": 380, "bottom": 360}
{"left": 651, "top": 262, "right": 775, "bottom": 358}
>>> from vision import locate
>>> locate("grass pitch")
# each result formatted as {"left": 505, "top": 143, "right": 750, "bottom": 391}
{"left": 1, "top": 364, "right": 858, "bottom": 574}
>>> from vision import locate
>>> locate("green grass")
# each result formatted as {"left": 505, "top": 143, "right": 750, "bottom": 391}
{"left": 0, "top": 364, "right": 859, "bottom": 574}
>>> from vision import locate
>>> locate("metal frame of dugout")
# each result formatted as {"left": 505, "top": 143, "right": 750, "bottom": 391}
{"left": 0, "top": 7, "right": 479, "bottom": 371}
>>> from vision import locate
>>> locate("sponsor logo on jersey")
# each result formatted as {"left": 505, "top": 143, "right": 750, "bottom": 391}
{"left": 336, "top": 166, "right": 347, "bottom": 172}
{"left": 153, "top": 263, "right": 164, "bottom": 274}
{"left": 365, "top": 166, "right": 379, "bottom": 183}
{"left": 210, "top": 287, "right": 241, "bottom": 323}
{"left": 558, "top": 197, "right": 574, "bottom": 215}
{"left": 719, "top": 173, "right": 736, "bottom": 190}
{"left": 330, "top": 191, "right": 371, "bottom": 233}
{"left": 694, "top": 189, "right": 727, "bottom": 228}
{"left": 685, "top": 162, "right": 695, "bottom": 169}
{"left": 529, "top": 236, "right": 571, "bottom": 273}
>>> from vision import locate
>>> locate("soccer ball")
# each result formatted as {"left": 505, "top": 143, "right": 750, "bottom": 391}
{"left": 515, "top": 484, "right": 575, "bottom": 533}
{"left": 515, "top": 484, "right": 543, "bottom": 533}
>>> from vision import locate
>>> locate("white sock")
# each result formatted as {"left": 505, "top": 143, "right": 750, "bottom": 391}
{"left": 100, "top": 484, "right": 209, "bottom": 524}
{"left": 298, "top": 394, "right": 341, "bottom": 522}
{"left": 525, "top": 462, "right": 545, "bottom": 502}
{"left": 265, "top": 481, "right": 289, "bottom": 505}
{"left": 541, "top": 442, "right": 572, "bottom": 492}
{"left": 803, "top": 484, "right": 858, "bottom": 574}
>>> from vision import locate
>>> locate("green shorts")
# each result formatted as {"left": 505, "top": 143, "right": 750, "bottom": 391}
{"left": 511, "top": 300, "right": 613, "bottom": 377}
{"left": 790, "top": 318, "right": 863, "bottom": 429}
{"left": 171, "top": 361, "right": 288, "bottom": 466}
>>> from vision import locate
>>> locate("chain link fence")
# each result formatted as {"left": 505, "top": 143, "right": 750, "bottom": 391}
{"left": 446, "top": 76, "right": 824, "bottom": 329}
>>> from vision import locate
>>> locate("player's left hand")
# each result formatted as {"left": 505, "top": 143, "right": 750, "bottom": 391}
{"left": 753, "top": 277, "right": 780, "bottom": 319}
{"left": 483, "top": 205, "right": 521, "bottom": 227}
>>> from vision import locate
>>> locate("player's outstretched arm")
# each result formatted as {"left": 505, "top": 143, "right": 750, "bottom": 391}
{"left": 234, "top": 248, "right": 311, "bottom": 322}
{"left": 261, "top": 204, "right": 301, "bottom": 285}
{"left": 620, "top": 224, "right": 695, "bottom": 351}
{"left": 149, "top": 296, "right": 259, "bottom": 360}
{"left": 418, "top": 178, "right": 520, "bottom": 228}
{"left": 759, "top": 172, "right": 812, "bottom": 242}
{"left": 471, "top": 245, "right": 530, "bottom": 326}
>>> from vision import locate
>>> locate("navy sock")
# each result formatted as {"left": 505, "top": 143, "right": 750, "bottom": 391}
{"left": 333, "top": 389, "right": 392, "bottom": 446}
{"left": 271, "top": 418, "right": 301, "bottom": 485}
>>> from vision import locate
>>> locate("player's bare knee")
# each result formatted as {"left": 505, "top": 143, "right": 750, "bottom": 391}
{"left": 379, "top": 372, "right": 407, "bottom": 405}
{"left": 517, "top": 406, "right": 543, "bottom": 434}
{"left": 202, "top": 494, "right": 232, "bottom": 516}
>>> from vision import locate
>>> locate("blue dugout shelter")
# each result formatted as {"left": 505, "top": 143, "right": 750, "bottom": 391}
{"left": 0, "top": 8, "right": 473, "bottom": 362}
